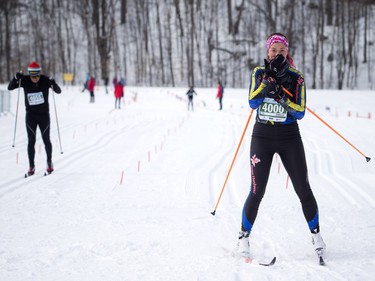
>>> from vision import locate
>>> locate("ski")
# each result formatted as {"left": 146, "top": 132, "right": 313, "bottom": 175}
{"left": 222, "top": 247, "right": 276, "bottom": 267}
{"left": 25, "top": 167, "right": 36, "bottom": 178}
{"left": 260, "top": 256, "right": 277, "bottom": 266}
{"left": 24, "top": 171, "right": 53, "bottom": 177}
{"left": 317, "top": 249, "right": 326, "bottom": 266}
{"left": 244, "top": 256, "right": 276, "bottom": 266}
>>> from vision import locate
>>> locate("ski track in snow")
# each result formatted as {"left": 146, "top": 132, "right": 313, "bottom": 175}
{"left": 0, "top": 85, "right": 374, "bottom": 281}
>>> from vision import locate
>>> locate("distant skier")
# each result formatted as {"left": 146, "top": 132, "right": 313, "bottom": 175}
{"left": 216, "top": 81, "right": 224, "bottom": 110}
{"left": 7, "top": 61, "right": 62, "bottom": 176}
{"left": 186, "top": 86, "right": 197, "bottom": 111}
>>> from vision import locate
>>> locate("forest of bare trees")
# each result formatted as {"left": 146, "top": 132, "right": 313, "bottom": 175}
{"left": 0, "top": 0, "right": 374, "bottom": 89}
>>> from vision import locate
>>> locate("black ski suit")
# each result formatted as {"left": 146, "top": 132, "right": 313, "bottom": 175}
{"left": 8, "top": 75, "right": 62, "bottom": 168}
{"left": 186, "top": 87, "right": 197, "bottom": 111}
{"left": 241, "top": 63, "right": 320, "bottom": 234}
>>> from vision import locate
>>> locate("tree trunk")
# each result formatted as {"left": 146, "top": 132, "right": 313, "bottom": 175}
{"left": 156, "top": 2, "right": 165, "bottom": 85}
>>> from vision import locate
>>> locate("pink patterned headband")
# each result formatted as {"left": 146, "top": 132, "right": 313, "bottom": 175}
{"left": 266, "top": 34, "right": 289, "bottom": 51}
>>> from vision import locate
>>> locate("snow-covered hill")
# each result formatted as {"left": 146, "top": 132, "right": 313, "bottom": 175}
{"left": 0, "top": 85, "right": 374, "bottom": 280}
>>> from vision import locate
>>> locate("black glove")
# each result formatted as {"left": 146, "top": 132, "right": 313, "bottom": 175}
{"left": 262, "top": 77, "right": 281, "bottom": 99}
{"left": 263, "top": 59, "right": 273, "bottom": 78}
{"left": 15, "top": 71, "right": 23, "bottom": 80}
{"left": 274, "top": 91, "right": 287, "bottom": 103}
{"left": 49, "top": 76, "right": 56, "bottom": 85}
{"left": 267, "top": 54, "right": 288, "bottom": 78}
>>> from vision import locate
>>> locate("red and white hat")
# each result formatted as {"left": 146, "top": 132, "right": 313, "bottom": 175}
{"left": 28, "top": 61, "right": 41, "bottom": 76}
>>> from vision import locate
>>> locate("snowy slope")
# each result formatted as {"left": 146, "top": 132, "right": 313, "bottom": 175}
{"left": 0, "top": 85, "right": 374, "bottom": 281}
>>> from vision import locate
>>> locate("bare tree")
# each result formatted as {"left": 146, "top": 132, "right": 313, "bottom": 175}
{"left": 184, "top": 0, "right": 195, "bottom": 86}
{"left": 0, "top": 0, "right": 374, "bottom": 89}
{"left": 166, "top": 7, "right": 176, "bottom": 86}
{"left": 335, "top": 0, "right": 346, "bottom": 90}
{"left": 0, "top": 0, "right": 14, "bottom": 80}
{"left": 156, "top": 2, "right": 166, "bottom": 85}
{"left": 92, "top": 0, "right": 114, "bottom": 81}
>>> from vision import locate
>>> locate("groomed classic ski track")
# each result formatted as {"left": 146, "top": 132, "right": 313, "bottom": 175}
{"left": 0, "top": 86, "right": 373, "bottom": 281}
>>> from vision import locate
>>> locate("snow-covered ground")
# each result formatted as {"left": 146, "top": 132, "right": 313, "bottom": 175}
{"left": 0, "top": 84, "right": 374, "bottom": 281}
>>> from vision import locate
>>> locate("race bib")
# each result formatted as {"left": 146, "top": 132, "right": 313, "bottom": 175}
{"left": 258, "top": 98, "right": 287, "bottom": 122}
{"left": 27, "top": 92, "right": 45, "bottom": 106}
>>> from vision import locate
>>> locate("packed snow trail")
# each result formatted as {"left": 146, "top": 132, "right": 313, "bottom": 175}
{"left": 0, "top": 85, "right": 374, "bottom": 280}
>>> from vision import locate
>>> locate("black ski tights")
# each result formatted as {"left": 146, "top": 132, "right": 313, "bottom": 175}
{"left": 241, "top": 122, "right": 319, "bottom": 233}
{"left": 26, "top": 112, "right": 52, "bottom": 167}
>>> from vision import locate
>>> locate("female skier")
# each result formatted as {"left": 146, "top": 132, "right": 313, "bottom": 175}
{"left": 238, "top": 33, "right": 326, "bottom": 260}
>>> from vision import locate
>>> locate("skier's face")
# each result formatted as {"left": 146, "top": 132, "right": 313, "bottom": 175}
{"left": 30, "top": 75, "right": 40, "bottom": 83}
{"left": 267, "top": 42, "right": 288, "bottom": 61}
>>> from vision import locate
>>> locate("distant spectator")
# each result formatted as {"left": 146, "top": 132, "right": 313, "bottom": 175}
{"left": 82, "top": 72, "right": 90, "bottom": 93}
{"left": 120, "top": 77, "right": 126, "bottom": 86}
{"left": 103, "top": 77, "right": 109, "bottom": 94}
{"left": 112, "top": 77, "right": 118, "bottom": 87}
{"left": 114, "top": 81, "right": 124, "bottom": 109}
{"left": 87, "top": 76, "right": 96, "bottom": 103}
{"left": 216, "top": 80, "right": 224, "bottom": 110}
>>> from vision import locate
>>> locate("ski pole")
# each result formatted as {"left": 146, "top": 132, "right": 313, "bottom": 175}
{"left": 281, "top": 86, "right": 371, "bottom": 162}
{"left": 211, "top": 109, "right": 254, "bottom": 216}
{"left": 51, "top": 87, "right": 63, "bottom": 154}
{"left": 12, "top": 78, "right": 21, "bottom": 147}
